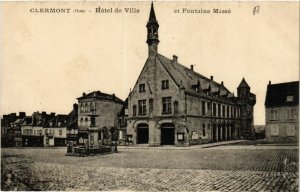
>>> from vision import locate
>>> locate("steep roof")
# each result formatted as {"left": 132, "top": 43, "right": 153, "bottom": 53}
{"left": 265, "top": 81, "right": 299, "bottom": 107}
{"left": 77, "top": 91, "right": 124, "bottom": 104}
{"left": 148, "top": 2, "right": 158, "bottom": 24}
{"left": 238, "top": 78, "right": 250, "bottom": 88}
{"left": 156, "top": 54, "right": 232, "bottom": 100}
{"left": 44, "top": 114, "right": 68, "bottom": 128}
{"left": 66, "top": 105, "right": 78, "bottom": 129}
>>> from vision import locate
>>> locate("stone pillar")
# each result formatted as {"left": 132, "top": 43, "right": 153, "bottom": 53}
{"left": 215, "top": 126, "right": 218, "bottom": 142}
{"left": 220, "top": 126, "right": 223, "bottom": 141}
{"left": 225, "top": 126, "right": 228, "bottom": 140}
{"left": 148, "top": 120, "right": 158, "bottom": 146}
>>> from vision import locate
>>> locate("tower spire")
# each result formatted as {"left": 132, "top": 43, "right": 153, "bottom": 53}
{"left": 146, "top": 2, "right": 159, "bottom": 57}
{"left": 149, "top": 2, "right": 157, "bottom": 22}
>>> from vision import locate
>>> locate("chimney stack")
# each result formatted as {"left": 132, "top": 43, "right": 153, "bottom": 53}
{"left": 190, "top": 65, "right": 194, "bottom": 71}
{"left": 172, "top": 55, "right": 178, "bottom": 63}
{"left": 83, "top": 92, "right": 86, "bottom": 96}
{"left": 73, "top": 103, "right": 78, "bottom": 111}
{"left": 19, "top": 112, "right": 26, "bottom": 118}
{"left": 221, "top": 81, "right": 224, "bottom": 86}
{"left": 269, "top": 81, "right": 271, "bottom": 85}
{"left": 210, "top": 76, "right": 214, "bottom": 81}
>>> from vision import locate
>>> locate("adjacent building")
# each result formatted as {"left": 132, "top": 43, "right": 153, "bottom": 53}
{"left": 265, "top": 81, "right": 299, "bottom": 143}
{"left": 66, "top": 104, "right": 79, "bottom": 152}
{"left": 1, "top": 112, "right": 25, "bottom": 147}
{"left": 126, "top": 3, "right": 256, "bottom": 146}
{"left": 44, "top": 114, "right": 68, "bottom": 147}
{"left": 77, "top": 91, "right": 124, "bottom": 149}
{"left": 118, "top": 98, "right": 128, "bottom": 145}
{"left": 22, "top": 112, "right": 51, "bottom": 147}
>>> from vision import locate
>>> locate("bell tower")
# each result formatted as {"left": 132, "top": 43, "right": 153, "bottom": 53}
{"left": 146, "top": 2, "right": 159, "bottom": 57}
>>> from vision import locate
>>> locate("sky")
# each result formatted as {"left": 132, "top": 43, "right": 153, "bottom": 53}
{"left": 1, "top": 1, "right": 299, "bottom": 125}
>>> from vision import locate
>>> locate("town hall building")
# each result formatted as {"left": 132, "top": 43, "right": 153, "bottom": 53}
{"left": 126, "top": 3, "right": 256, "bottom": 146}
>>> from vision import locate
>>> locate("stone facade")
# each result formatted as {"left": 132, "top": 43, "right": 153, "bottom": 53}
{"left": 265, "top": 81, "right": 299, "bottom": 143}
{"left": 126, "top": 3, "right": 256, "bottom": 147}
{"left": 77, "top": 91, "right": 124, "bottom": 148}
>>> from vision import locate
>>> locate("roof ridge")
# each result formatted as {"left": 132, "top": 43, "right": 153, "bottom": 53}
{"left": 157, "top": 53, "right": 232, "bottom": 94}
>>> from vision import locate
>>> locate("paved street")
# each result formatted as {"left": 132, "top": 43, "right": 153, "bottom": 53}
{"left": 1, "top": 145, "right": 298, "bottom": 191}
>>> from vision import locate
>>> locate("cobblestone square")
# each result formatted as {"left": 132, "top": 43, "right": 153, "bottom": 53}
{"left": 1, "top": 145, "right": 298, "bottom": 191}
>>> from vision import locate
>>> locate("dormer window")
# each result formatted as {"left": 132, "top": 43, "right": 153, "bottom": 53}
{"left": 139, "top": 84, "right": 145, "bottom": 93}
{"left": 162, "top": 80, "right": 169, "bottom": 90}
{"left": 287, "top": 96, "right": 294, "bottom": 102}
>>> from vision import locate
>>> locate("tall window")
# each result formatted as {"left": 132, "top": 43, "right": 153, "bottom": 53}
{"left": 162, "top": 97, "right": 172, "bottom": 114}
{"left": 202, "top": 124, "right": 206, "bottom": 137}
{"left": 80, "top": 103, "right": 84, "bottom": 113}
{"left": 286, "top": 108, "right": 296, "bottom": 119}
{"left": 234, "top": 108, "right": 236, "bottom": 118}
{"left": 207, "top": 102, "right": 211, "bottom": 113}
{"left": 133, "top": 105, "right": 137, "bottom": 117}
{"left": 213, "top": 103, "right": 216, "bottom": 117}
{"left": 227, "top": 106, "right": 229, "bottom": 118}
{"left": 286, "top": 96, "right": 294, "bottom": 102}
{"left": 270, "top": 109, "right": 278, "bottom": 120}
{"left": 218, "top": 104, "right": 221, "bottom": 117}
{"left": 59, "top": 129, "right": 62, "bottom": 136}
{"left": 202, "top": 101, "right": 206, "bottom": 116}
{"left": 222, "top": 105, "right": 225, "bottom": 117}
{"left": 286, "top": 125, "right": 295, "bottom": 136}
{"left": 139, "top": 84, "right": 145, "bottom": 93}
{"left": 138, "top": 100, "right": 147, "bottom": 115}
{"left": 270, "top": 124, "right": 279, "bottom": 136}
{"left": 85, "top": 103, "right": 88, "bottom": 113}
{"left": 161, "top": 80, "right": 169, "bottom": 90}
{"left": 90, "top": 102, "right": 95, "bottom": 113}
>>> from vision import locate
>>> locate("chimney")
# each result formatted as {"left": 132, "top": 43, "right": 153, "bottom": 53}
{"left": 221, "top": 81, "right": 224, "bottom": 86}
{"left": 269, "top": 81, "right": 271, "bottom": 85}
{"left": 50, "top": 112, "right": 56, "bottom": 117}
{"left": 172, "top": 55, "right": 178, "bottom": 63}
{"left": 19, "top": 112, "right": 26, "bottom": 118}
{"left": 83, "top": 92, "right": 86, "bottom": 96}
{"left": 73, "top": 103, "right": 78, "bottom": 111}
{"left": 210, "top": 76, "right": 213, "bottom": 81}
{"left": 190, "top": 65, "right": 194, "bottom": 71}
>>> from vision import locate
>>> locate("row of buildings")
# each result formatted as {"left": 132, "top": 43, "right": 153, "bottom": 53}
{"left": 1, "top": 105, "right": 78, "bottom": 147}
{"left": 1, "top": 3, "right": 298, "bottom": 148}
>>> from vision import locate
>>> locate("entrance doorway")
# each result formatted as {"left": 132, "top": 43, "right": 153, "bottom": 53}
{"left": 137, "top": 124, "right": 149, "bottom": 144}
{"left": 161, "top": 123, "right": 175, "bottom": 145}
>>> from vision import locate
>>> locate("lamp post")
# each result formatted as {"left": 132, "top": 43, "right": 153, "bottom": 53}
{"left": 110, "top": 127, "right": 118, "bottom": 152}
